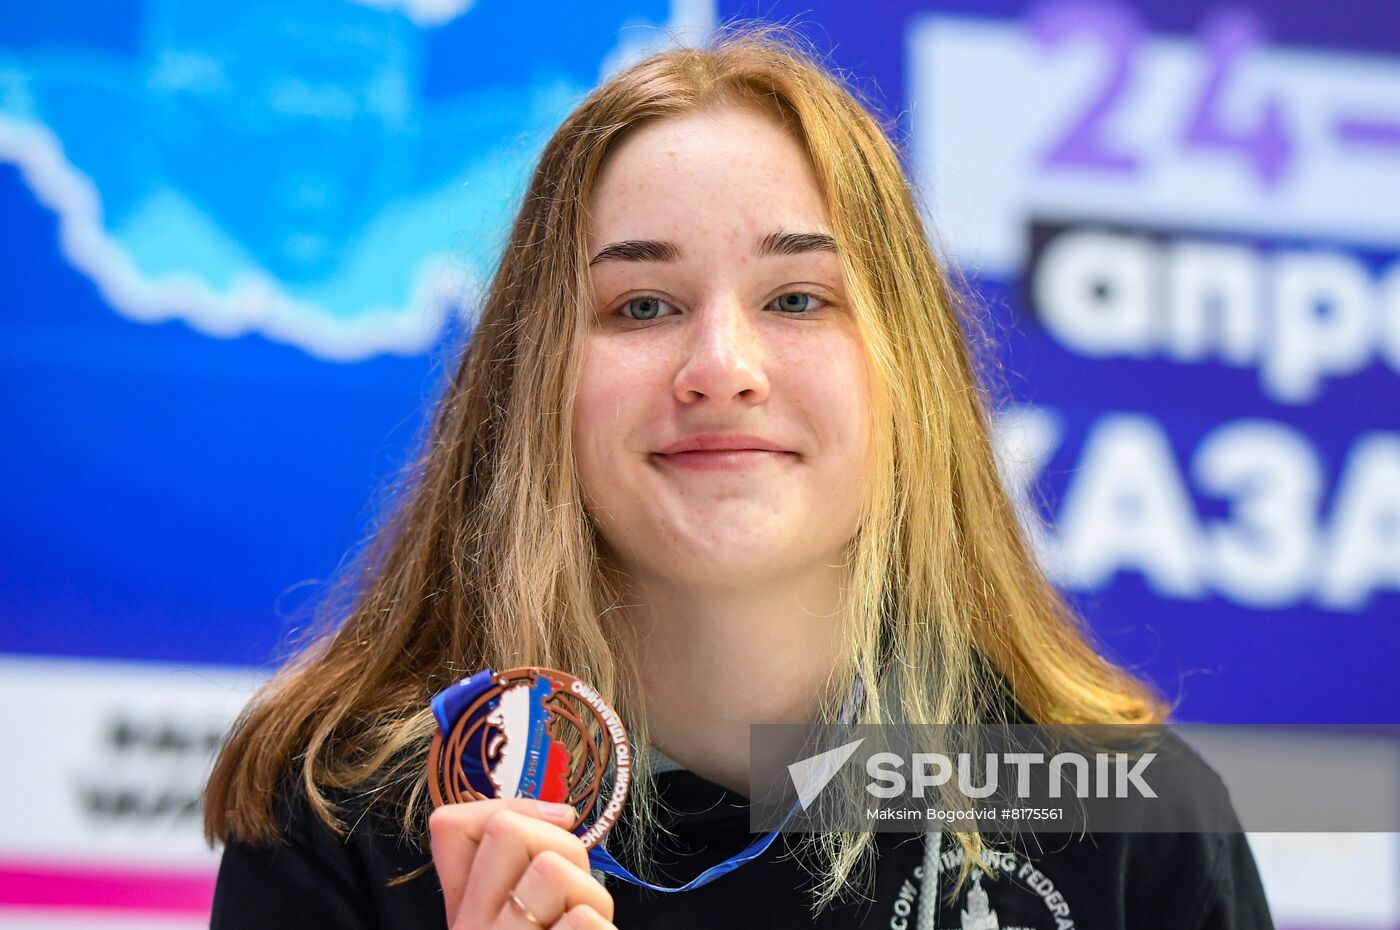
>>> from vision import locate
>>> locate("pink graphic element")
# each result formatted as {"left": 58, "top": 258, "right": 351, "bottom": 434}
{"left": 1029, "top": 0, "right": 1145, "bottom": 175}
{"left": 1335, "top": 117, "right": 1400, "bottom": 150}
{"left": 1181, "top": 8, "right": 1293, "bottom": 189}
{"left": 0, "top": 859, "right": 215, "bottom": 916}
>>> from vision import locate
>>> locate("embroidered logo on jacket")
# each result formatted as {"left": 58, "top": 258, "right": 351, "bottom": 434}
{"left": 887, "top": 847, "right": 1077, "bottom": 930}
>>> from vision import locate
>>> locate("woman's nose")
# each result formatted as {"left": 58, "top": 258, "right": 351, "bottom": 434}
{"left": 671, "top": 293, "right": 771, "bottom": 406}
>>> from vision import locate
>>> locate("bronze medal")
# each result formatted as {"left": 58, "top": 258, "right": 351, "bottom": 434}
{"left": 426, "top": 666, "right": 631, "bottom": 849}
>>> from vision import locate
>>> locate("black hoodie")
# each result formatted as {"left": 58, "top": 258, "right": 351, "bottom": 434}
{"left": 210, "top": 741, "right": 1275, "bottom": 929}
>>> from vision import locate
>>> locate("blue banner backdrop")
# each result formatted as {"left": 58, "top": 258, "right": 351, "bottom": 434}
{"left": 1, "top": 2, "right": 1396, "bottom": 926}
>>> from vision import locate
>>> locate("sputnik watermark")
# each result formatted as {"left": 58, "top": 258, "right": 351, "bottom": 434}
{"left": 787, "top": 737, "right": 866, "bottom": 810}
{"left": 863, "top": 750, "right": 1157, "bottom": 800}
{"left": 785, "top": 739, "right": 1156, "bottom": 828}
{"left": 750, "top": 722, "right": 1400, "bottom": 834}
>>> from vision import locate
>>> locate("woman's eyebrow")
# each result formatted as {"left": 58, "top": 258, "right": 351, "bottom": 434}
{"left": 588, "top": 230, "right": 838, "bottom": 266}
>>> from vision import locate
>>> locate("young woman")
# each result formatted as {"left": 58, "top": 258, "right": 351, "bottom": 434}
{"left": 204, "top": 26, "right": 1273, "bottom": 930}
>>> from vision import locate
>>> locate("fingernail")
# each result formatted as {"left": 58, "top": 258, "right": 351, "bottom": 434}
{"left": 536, "top": 801, "right": 576, "bottom": 820}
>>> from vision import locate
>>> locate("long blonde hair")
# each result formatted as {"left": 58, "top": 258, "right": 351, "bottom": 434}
{"left": 204, "top": 21, "right": 1167, "bottom": 911}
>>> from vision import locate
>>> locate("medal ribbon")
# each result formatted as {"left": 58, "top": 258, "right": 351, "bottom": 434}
{"left": 585, "top": 675, "right": 866, "bottom": 892}
{"left": 430, "top": 669, "right": 865, "bottom": 893}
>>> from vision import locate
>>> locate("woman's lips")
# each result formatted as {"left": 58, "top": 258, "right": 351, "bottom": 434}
{"left": 650, "top": 449, "right": 799, "bottom": 471}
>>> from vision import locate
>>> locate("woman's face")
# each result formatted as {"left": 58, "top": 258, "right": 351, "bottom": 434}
{"left": 574, "top": 105, "right": 873, "bottom": 590}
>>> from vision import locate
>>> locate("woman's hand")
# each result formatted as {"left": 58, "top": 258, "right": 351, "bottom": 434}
{"left": 429, "top": 797, "right": 617, "bottom": 929}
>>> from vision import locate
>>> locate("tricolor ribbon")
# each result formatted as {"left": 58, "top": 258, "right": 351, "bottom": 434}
{"left": 429, "top": 667, "right": 864, "bottom": 893}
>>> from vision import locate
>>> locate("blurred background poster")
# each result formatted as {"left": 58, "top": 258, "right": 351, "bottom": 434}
{"left": 1, "top": 0, "right": 1396, "bottom": 926}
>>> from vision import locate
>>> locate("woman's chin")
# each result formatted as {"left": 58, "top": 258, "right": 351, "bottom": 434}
{"left": 645, "top": 535, "right": 811, "bottom": 586}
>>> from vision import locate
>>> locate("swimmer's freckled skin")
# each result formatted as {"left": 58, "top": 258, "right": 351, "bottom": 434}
{"left": 574, "top": 105, "right": 870, "bottom": 590}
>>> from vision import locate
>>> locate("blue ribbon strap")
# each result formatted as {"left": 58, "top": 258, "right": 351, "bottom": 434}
{"left": 585, "top": 808, "right": 795, "bottom": 892}
{"left": 430, "top": 669, "right": 864, "bottom": 893}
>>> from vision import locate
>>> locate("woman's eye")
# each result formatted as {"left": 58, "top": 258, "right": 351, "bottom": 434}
{"left": 620, "top": 296, "right": 675, "bottom": 321}
{"left": 768, "top": 292, "right": 826, "bottom": 314}
{"left": 616, "top": 291, "right": 827, "bottom": 321}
